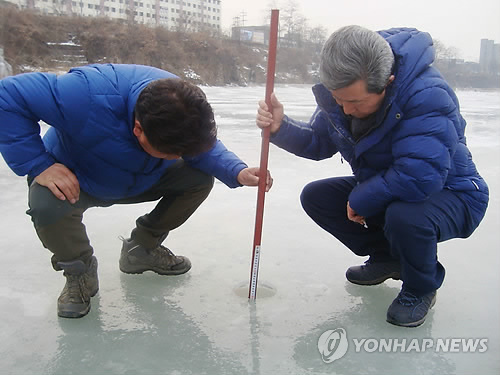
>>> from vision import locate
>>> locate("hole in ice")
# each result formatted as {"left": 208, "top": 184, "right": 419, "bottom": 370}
{"left": 233, "top": 281, "right": 277, "bottom": 298}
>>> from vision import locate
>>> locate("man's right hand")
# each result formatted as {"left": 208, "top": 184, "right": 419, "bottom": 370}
{"left": 256, "top": 93, "right": 284, "bottom": 134}
{"left": 34, "top": 163, "right": 80, "bottom": 204}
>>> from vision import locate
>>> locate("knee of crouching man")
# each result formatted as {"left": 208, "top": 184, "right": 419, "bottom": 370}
{"left": 26, "top": 182, "right": 75, "bottom": 227}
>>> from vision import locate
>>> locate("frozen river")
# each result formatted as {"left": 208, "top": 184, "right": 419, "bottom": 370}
{"left": 0, "top": 85, "right": 499, "bottom": 375}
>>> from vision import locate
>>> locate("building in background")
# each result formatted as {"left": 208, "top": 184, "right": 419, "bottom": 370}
{"left": 231, "top": 25, "right": 269, "bottom": 46}
{"left": 480, "top": 39, "right": 500, "bottom": 74}
{"left": 2, "top": 0, "right": 221, "bottom": 31}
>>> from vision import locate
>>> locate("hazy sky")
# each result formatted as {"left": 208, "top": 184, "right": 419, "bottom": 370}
{"left": 221, "top": 0, "right": 500, "bottom": 62}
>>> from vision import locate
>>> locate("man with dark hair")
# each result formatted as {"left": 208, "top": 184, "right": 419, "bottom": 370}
{"left": 134, "top": 79, "right": 217, "bottom": 157}
{"left": 0, "top": 63, "right": 272, "bottom": 319}
{"left": 256, "top": 26, "right": 488, "bottom": 327}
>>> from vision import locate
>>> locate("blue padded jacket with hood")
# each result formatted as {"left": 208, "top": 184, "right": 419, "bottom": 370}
{"left": 270, "top": 28, "right": 488, "bottom": 218}
{"left": 0, "top": 64, "right": 247, "bottom": 200}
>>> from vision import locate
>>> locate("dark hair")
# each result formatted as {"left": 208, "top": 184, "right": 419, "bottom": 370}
{"left": 134, "top": 78, "right": 217, "bottom": 156}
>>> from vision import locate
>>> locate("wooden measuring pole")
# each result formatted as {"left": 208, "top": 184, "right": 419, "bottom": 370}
{"left": 249, "top": 9, "right": 279, "bottom": 300}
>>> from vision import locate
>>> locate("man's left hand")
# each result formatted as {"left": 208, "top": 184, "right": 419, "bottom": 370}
{"left": 347, "top": 201, "right": 367, "bottom": 227}
{"left": 237, "top": 167, "right": 273, "bottom": 191}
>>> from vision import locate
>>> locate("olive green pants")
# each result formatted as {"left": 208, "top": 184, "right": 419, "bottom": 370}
{"left": 26, "top": 160, "right": 214, "bottom": 270}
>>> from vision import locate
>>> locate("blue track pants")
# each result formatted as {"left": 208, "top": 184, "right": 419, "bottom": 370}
{"left": 300, "top": 176, "right": 488, "bottom": 295}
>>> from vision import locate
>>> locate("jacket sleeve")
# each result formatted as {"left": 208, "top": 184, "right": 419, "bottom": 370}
{"left": 0, "top": 71, "right": 90, "bottom": 177}
{"left": 184, "top": 139, "right": 248, "bottom": 188}
{"left": 270, "top": 107, "right": 338, "bottom": 160}
{"left": 348, "top": 86, "right": 459, "bottom": 217}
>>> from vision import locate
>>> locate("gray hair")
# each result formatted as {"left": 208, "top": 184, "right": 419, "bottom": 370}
{"left": 319, "top": 25, "right": 394, "bottom": 93}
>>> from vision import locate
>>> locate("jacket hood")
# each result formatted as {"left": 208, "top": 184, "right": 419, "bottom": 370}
{"left": 379, "top": 28, "right": 435, "bottom": 96}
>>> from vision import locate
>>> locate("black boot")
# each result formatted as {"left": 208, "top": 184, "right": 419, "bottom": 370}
{"left": 57, "top": 256, "right": 99, "bottom": 318}
{"left": 346, "top": 256, "right": 400, "bottom": 285}
{"left": 387, "top": 289, "right": 437, "bottom": 327}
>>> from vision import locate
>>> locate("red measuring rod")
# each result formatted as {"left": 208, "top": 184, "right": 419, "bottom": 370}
{"left": 249, "top": 9, "right": 279, "bottom": 300}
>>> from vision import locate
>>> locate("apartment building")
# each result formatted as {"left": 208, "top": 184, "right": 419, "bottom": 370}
{"left": 4, "top": 0, "right": 221, "bottom": 31}
{"left": 480, "top": 38, "right": 500, "bottom": 74}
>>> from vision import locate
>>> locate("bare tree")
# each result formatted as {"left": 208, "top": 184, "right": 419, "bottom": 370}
{"left": 433, "top": 39, "right": 460, "bottom": 61}
{"left": 281, "top": 0, "right": 299, "bottom": 37}
{"left": 308, "top": 25, "right": 328, "bottom": 47}
{"left": 262, "top": 0, "right": 280, "bottom": 25}
{"left": 277, "top": 0, "right": 311, "bottom": 48}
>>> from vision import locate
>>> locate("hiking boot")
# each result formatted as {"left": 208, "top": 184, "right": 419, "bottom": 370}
{"left": 386, "top": 289, "right": 437, "bottom": 327}
{"left": 346, "top": 257, "right": 401, "bottom": 285}
{"left": 57, "top": 256, "right": 99, "bottom": 318}
{"left": 119, "top": 237, "right": 191, "bottom": 275}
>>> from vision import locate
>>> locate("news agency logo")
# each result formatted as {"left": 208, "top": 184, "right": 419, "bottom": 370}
{"left": 318, "top": 328, "right": 488, "bottom": 363}
{"left": 317, "top": 328, "right": 349, "bottom": 363}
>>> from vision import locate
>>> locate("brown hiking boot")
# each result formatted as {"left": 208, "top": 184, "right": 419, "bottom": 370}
{"left": 57, "top": 256, "right": 99, "bottom": 318}
{"left": 119, "top": 237, "right": 191, "bottom": 275}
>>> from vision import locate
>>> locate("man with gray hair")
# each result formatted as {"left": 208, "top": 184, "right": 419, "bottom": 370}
{"left": 256, "top": 26, "right": 488, "bottom": 327}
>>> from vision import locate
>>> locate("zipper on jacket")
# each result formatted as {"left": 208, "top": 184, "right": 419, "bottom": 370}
{"left": 324, "top": 112, "right": 355, "bottom": 164}
{"left": 325, "top": 115, "right": 355, "bottom": 146}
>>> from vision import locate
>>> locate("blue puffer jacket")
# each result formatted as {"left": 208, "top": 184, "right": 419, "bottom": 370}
{"left": 0, "top": 64, "right": 247, "bottom": 200}
{"left": 271, "top": 28, "right": 488, "bottom": 218}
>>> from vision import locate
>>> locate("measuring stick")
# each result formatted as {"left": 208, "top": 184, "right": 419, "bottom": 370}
{"left": 249, "top": 9, "right": 279, "bottom": 300}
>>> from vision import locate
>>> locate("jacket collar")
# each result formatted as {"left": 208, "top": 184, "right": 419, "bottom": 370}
{"left": 312, "top": 82, "right": 403, "bottom": 157}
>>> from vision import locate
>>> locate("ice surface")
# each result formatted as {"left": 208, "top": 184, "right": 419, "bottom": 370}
{"left": 0, "top": 85, "right": 499, "bottom": 375}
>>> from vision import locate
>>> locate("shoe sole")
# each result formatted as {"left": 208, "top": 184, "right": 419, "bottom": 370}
{"left": 58, "top": 305, "right": 91, "bottom": 318}
{"left": 119, "top": 262, "right": 191, "bottom": 276}
{"left": 347, "top": 272, "right": 401, "bottom": 286}
{"left": 386, "top": 294, "right": 437, "bottom": 328}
